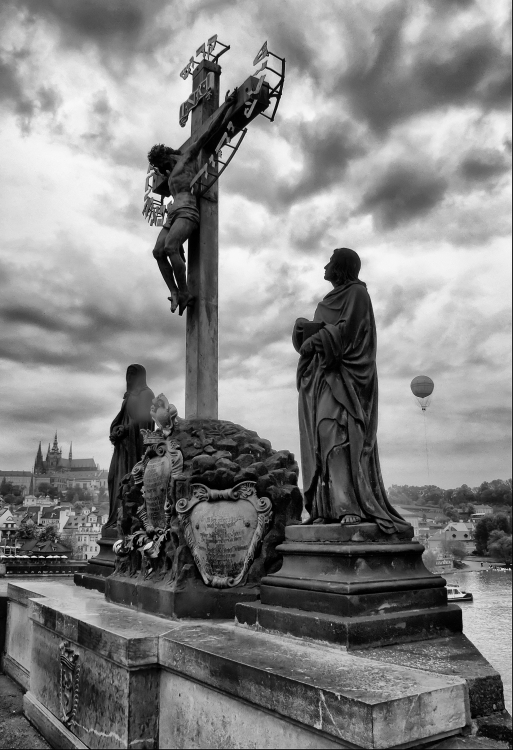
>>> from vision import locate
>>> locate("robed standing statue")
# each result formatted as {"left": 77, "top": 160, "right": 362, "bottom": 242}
{"left": 293, "top": 247, "right": 409, "bottom": 534}
{"left": 105, "top": 364, "right": 155, "bottom": 530}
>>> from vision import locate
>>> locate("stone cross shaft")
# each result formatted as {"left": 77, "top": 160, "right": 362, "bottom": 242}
{"left": 180, "top": 60, "right": 221, "bottom": 420}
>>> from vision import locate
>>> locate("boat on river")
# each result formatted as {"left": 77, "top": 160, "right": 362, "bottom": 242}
{"left": 446, "top": 584, "right": 473, "bottom": 602}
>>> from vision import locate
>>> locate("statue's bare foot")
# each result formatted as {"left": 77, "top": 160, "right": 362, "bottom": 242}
{"left": 340, "top": 515, "right": 362, "bottom": 525}
{"left": 178, "top": 292, "right": 195, "bottom": 316}
{"left": 168, "top": 294, "right": 179, "bottom": 314}
{"left": 301, "top": 515, "right": 313, "bottom": 525}
{"left": 313, "top": 517, "right": 327, "bottom": 525}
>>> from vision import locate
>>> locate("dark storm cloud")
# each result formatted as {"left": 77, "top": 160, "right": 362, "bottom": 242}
{"left": 0, "top": 237, "right": 185, "bottom": 381}
{"left": 459, "top": 147, "right": 511, "bottom": 181}
{"left": 332, "top": 4, "right": 511, "bottom": 133}
{"left": 378, "top": 284, "right": 435, "bottom": 328}
{"left": 0, "top": 53, "right": 62, "bottom": 132}
{"left": 37, "top": 85, "right": 61, "bottom": 114}
{"left": 224, "top": 113, "right": 365, "bottom": 213}
{"left": 81, "top": 90, "right": 119, "bottom": 151}
{"left": 358, "top": 162, "right": 448, "bottom": 230}
{"left": 11, "top": 0, "right": 170, "bottom": 56}
{"left": 281, "top": 117, "right": 366, "bottom": 205}
{"left": 3, "top": 395, "right": 112, "bottom": 426}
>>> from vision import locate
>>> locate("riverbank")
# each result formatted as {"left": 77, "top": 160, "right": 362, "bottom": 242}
{"left": 459, "top": 557, "right": 511, "bottom": 572}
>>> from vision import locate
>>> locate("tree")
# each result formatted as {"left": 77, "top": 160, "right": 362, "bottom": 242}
{"left": 487, "top": 530, "right": 512, "bottom": 565}
{"left": 5, "top": 494, "right": 23, "bottom": 506}
{"left": 442, "top": 504, "right": 459, "bottom": 522}
{"left": 1, "top": 478, "right": 14, "bottom": 495}
{"left": 37, "top": 525, "right": 58, "bottom": 543}
{"left": 35, "top": 482, "right": 61, "bottom": 500}
{"left": 443, "top": 541, "right": 467, "bottom": 560}
{"left": 16, "top": 519, "right": 37, "bottom": 540}
{"left": 474, "top": 513, "right": 512, "bottom": 555}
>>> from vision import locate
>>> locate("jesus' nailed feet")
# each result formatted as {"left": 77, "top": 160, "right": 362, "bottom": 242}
{"left": 168, "top": 292, "right": 195, "bottom": 316}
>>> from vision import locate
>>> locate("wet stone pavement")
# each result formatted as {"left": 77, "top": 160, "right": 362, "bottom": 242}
{"left": 0, "top": 674, "right": 49, "bottom": 749}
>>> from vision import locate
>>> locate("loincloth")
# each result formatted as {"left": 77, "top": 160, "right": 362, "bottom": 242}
{"left": 163, "top": 202, "right": 200, "bottom": 230}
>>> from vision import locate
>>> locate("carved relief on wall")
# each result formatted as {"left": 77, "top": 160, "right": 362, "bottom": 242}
{"left": 176, "top": 481, "right": 272, "bottom": 588}
{"left": 59, "top": 640, "right": 80, "bottom": 728}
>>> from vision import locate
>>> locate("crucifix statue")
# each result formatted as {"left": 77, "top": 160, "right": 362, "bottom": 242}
{"left": 143, "top": 37, "right": 285, "bottom": 420}
{"left": 147, "top": 88, "right": 238, "bottom": 317}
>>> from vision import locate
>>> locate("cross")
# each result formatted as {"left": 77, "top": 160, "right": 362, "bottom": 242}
{"left": 145, "top": 39, "right": 285, "bottom": 422}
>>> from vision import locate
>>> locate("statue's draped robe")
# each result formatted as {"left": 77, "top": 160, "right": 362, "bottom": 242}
{"left": 105, "top": 381, "right": 154, "bottom": 529}
{"left": 293, "top": 281, "right": 409, "bottom": 534}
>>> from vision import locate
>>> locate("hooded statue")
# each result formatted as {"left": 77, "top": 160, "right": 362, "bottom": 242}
{"left": 292, "top": 248, "right": 410, "bottom": 534}
{"left": 105, "top": 364, "right": 155, "bottom": 529}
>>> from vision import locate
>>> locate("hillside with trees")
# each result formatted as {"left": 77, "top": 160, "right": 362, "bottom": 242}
{"left": 388, "top": 479, "right": 512, "bottom": 510}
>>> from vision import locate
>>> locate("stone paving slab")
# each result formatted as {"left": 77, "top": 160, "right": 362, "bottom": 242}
{"left": 0, "top": 674, "right": 49, "bottom": 750}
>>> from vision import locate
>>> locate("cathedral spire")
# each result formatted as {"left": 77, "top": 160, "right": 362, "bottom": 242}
{"left": 53, "top": 431, "right": 59, "bottom": 450}
{"left": 69, "top": 442, "right": 73, "bottom": 462}
{"left": 34, "top": 441, "right": 45, "bottom": 475}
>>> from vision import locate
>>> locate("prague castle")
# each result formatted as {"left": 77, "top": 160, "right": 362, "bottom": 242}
{"left": 33, "top": 432, "right": 98, "bottom": 475}
{"left": 0, "top": 433, "right": 106, "bottom": 498}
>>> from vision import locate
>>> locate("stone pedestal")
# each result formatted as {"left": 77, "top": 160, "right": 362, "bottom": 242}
{"left": 236, "top": 523, "right": 462, "bottom": 649}
{"left": 105, "top": 575, "right": 259, "bottom": 619}
{"left": 74, "top": 527, "right": 117, "bottom": 594}
{"left": 3, "top": 580, "right": 486, "bottom": 750}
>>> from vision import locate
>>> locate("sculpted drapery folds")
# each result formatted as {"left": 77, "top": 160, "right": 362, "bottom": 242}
{"left": 293, "top": 248, "right": 410, "bottom": 535}
{"left": 105, "top": 364, "right": 155, "bottom": 530}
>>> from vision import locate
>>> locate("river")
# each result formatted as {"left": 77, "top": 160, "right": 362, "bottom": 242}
{"left": 450, "top": 569, "right": 512, "bottom": 713}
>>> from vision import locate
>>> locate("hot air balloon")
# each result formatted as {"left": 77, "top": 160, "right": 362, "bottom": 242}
{"left": 410, "top": 375, "right": 434, "bottom": 411}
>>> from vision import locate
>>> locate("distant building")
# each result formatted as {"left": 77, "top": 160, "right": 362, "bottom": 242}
{"left": 473, "top": 504, "right": 493, "bottom": 515}
{"left": 19, "top": 505, "right": 44, "bottom": 525}
{"left": 427, "top": 522, "right": 475, "bottom": 554}
{"left": 67, "top": 470, "right": 108, "bottom": 493}
{"left": 1, "top": 433, "right": 104, "bottom": 504}
{"left": 17, "top": 538, "right": 72, "bottom": 558}
{"left": 33, "top": 433, "right": 97, "bottom": 476}
{"left": 61, "top": 511, "right": 108, "bottom": 561}
{"left": 0, "top": 508, "right": 18, "bottom": 549}
{"left": 0, "top": 470, "right": 34, "bottom": 496}
{"left": 40, "top": 506, "right": 73, "bottom": 533}
{"left": 23, "top": 494, "right": 55, "bottom": 507}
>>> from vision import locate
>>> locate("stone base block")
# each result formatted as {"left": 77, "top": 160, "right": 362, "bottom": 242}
{"left": 236, "top": 600, "right": 463, "bottom": 649}
{"left": 73, "top": 570, "right": 107, "bottom": 594}
{"left": 27, "top": 588, "right": 172, "bottom": 749}
{"left": 3, "top": 581, "right": 507, "bottom": 749}
{"left": 105, "top": 574, "right": 260, "bottom": 619}
{"left": 237, "top": 523, "right": 462, "bottom": 648}
{"left": 158, "top": 619, "right": 470, "bottom": 749}
{"left": 351, "top": 634, "right": 507, "bottom": 719}
{"left": 74, "top": 529, "right": 117, "bottom": 593}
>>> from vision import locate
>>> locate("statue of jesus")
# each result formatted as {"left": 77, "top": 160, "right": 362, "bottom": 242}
{"left": 148, "top": 89, "right": 237, "bottom": 316}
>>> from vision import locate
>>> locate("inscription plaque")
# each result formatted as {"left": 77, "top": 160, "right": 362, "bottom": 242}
{"left": 176, "top": 481, "right": 272, "bottom": 588}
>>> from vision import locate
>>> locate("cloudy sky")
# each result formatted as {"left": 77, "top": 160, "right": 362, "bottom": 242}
{"left": 0, "top": 0, "right": 511, "bottom": 491}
